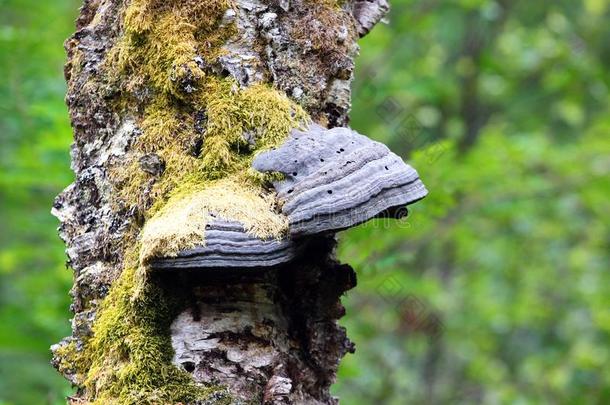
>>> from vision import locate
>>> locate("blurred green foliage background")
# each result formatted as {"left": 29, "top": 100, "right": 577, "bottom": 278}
{"left": 0, "top": 0, "right": 608, "bottom": 404}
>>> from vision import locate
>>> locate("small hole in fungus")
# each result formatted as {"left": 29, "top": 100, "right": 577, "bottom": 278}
{"left": 182, "top": 362, "right": 196, "bottom": 373}
{"left": 292, "top": 172, "right": 297, "bottom": 176}
{"left": 323, "top": 171, "right": 327, "bottom": 175}
{"left": 320, "top": 158, "right": 325, "bottom": 162}
{"left": 340, "top": 148, "right": 345, "bottom": 152}
{"left": 327, "top": 190, "right": 333, "bottom": 194}
{"left": 287, "top": 189, "right": 294, "bottom": 194}
{"left": 294, "top": 160, "right": 298, "bottom": 163}
{"left": 385, "top": 166, "right": 389, "bottom": 170}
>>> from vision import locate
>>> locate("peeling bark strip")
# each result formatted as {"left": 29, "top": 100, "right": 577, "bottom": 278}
{"left": 51, "top": 0, "right": 423, "bottom": 404}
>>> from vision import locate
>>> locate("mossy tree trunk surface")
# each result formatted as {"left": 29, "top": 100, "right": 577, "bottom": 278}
{"left": 52, "top": 0, "right": 390, "bottom": 403}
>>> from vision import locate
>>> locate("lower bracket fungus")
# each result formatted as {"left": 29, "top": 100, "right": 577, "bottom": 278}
{"left": 150, "top": 219, "right": 303, "bottom": 269}
{"left": 139, "top": 178, "right": 289, "bottom": 266}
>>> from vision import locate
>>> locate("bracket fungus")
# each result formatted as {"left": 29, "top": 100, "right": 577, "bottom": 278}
{"left": 150, "top": 219, "right": 302, "bottom": 269}
{"left": 253, "top": 124, "right": 428, "bottom": 237}
{"left": 149, "top": 124, "right": 427, "bottom": 269}
{"left": 139, "top": 178, "right": 292, "bottom": 268}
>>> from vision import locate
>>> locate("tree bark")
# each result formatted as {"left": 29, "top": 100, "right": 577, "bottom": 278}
{"left": 52, "top": 0, "right": 390, "bottom": 403}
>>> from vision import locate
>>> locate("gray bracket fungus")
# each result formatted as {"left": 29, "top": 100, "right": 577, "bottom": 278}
{"left": 253, "top": 124, "right": 428, "bottom": 237}
{"left": 150, "top": 219, "right": 303, "bottom": 269}
{"left": 153, "top": 125, "right": 426, "bottom": 270}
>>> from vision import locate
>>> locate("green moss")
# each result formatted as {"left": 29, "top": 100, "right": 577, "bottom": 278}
{"left": 75, "top": 0, "right": 310, "bottom": 403}
{"left": 198, "top": 79, "right": 309, "bottom": 178}
{"left": 108, "top": 1, "right": 308, "bottom": 216}
{"left": 139, "top": 177, "right": 288, "bottom": 263}
{"left": 57, "top": 261, "right": 230, "bottom": 404}
{"left": 110, "top": 0, "right": 234, "bottom": 98}
{"left": 84, "top": 266, "right": 198, "bottom": 404}
{"left": 53, "top": 340, "right": 86, "bottom": 384}
{"left": 113, "top": 80, "right": 307, "bottom": 217}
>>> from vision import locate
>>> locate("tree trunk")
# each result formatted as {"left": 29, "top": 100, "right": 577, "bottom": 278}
{"left": 51, "top": 0, "right": 392, "bottom": 403}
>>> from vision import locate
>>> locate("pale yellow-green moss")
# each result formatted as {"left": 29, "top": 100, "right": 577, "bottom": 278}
{"left": 53, "top": 340, "right": 86, "bottom": 384}
{"left": 140, "top": 177, "right": 288, "bottom": 263}
{"left": 113, "top": 81, "right": 308, "bottom": 217}
{"left": 82, "top": 263, "right": 227, "bottom": 405}
{"left": 110, "top": 0, "right": 233, "bottom": 97}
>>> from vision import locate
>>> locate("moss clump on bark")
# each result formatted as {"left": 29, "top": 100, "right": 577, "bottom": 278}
{"left": 53, "top": 340, "right": 86, "bottom": 384}
{"left": 82, "top": 264, "right": 229, "bottom": 405}
{"left": 108, "top": 0, "right": 309, "bottom": 217}
{"left": 54, "top": 256, "right": 231, "bottom": 404}
{"left": 140, "top": 177, "right": 288, "bottom": 263}
{"left": 66, "top": 0, "right": 309, "bottom": 403}
{"left": 114, "top": 81, "right": 307, "bottom": 217}
{"left": 111, "top": 0, "right": 234, "bottom": 98}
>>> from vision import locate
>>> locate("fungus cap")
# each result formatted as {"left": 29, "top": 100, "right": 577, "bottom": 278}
{"left": 253, "top": 124, "right": 428, "bottom": 236}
